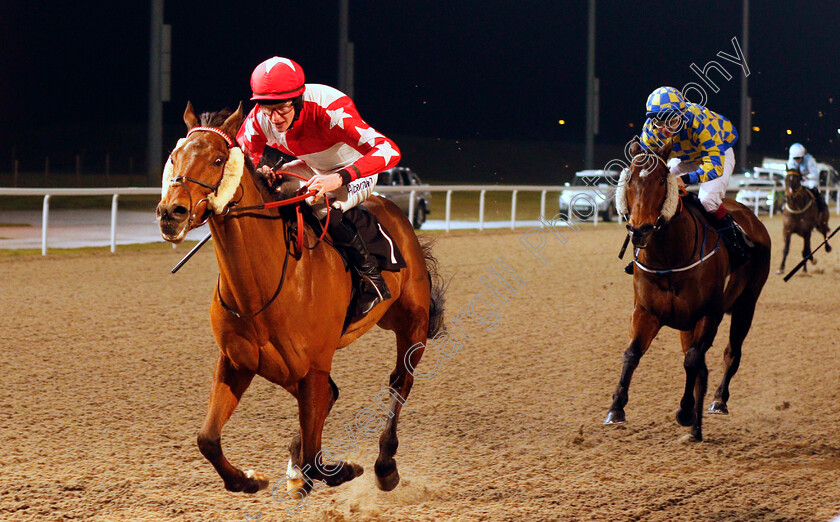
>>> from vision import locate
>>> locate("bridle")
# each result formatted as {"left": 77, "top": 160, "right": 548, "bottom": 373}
{"left": 168, "top": 126, "right": 241, "bottom": 228}
{"left": 622, "top": 152, "right": 675, "bottom": 245}
{"left": 784, "top": 172, "right": 814, "bottom": 214}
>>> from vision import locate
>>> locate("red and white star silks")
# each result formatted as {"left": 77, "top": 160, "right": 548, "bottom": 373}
{"left": 236, "top": 83, "right": 400, "bottom": 183}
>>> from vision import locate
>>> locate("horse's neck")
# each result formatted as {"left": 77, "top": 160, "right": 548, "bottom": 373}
{"left": 209, "top": 173, "right": 294, "bottom": 291}
{"left": 787, "top": 187, "right": 809, "bottom": 201}
{"left": 640, "top": 209, "right": 701, "bottom": 267}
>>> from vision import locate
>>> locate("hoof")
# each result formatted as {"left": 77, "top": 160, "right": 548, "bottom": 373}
{"left": 375, "top": 467, "right": 400, "bottom": 492}
{"left": 708, "top": 401, "right": 729, "bottom": 415}
{"left": 286, "top": 477, "right": 307, "bottom": 493}
{"left": 604, "top": 410, "right": 626, "bottom": 425}
{"left": 776, "top": 269, "right": 784, "bottom": 275}
{"left": 826, "top": 243, "right": 832, "bottom": 253}
{"left": 678, "top": 433, "right": 702, "bottom": 444}
{"left": 244, "top": 470, "right": 269, "bottom": 493}
{"left": 225, "top": 470, "right": 269, "bottom": 494}
{"left": 676, "top": 408, "right": 696, "bottom": 427}
{"left": 348, "top": 461, "right": 365, "bottom": 479}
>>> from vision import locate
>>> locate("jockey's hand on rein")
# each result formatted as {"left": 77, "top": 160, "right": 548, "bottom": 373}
{"left": 306, "top": 173, "right": 343, "bottom": 201}
{"left": 256, "top": 165, "right": 278, "bottom": 188}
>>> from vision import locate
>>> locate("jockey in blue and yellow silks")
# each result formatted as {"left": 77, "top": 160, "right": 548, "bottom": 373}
{"left": 638, "top": 86, "right": 751, "bottom": 270}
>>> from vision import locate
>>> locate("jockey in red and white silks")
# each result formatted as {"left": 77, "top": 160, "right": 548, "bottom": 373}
{"left": 236, "top": 63, "right": 400, "bottom": 212}
{"left": 236, "top": 56, "right": 400, "bottom": 317}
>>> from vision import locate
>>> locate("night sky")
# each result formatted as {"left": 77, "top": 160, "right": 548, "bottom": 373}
{"left": 2, "top": 1, "right": 839, "bottom": 168}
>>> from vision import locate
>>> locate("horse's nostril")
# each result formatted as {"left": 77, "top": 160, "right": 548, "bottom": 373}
{"left": 172, "top": 206, "right": 188, "bottom": 218}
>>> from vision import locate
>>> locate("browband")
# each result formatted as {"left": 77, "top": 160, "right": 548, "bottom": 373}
{"left": 187, "top": 126, "right": 235, "bottom": 148}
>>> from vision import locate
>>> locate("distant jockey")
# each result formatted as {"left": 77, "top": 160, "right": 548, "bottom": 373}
{"left": 787, "top": 143, "right": 828, "bottom": 215}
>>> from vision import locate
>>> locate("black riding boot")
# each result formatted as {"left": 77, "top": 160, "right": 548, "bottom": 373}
{"left": 809, "top": 187, "right": 828, "bottom": 215}
{"left": 713, "top": 213, "right": 752, "bottom": 270}
{"left": 624, "top": 261, "right": 634, "bottom": 274}
{"left": 326, "top": 211, "right": 391, "bottom": 317}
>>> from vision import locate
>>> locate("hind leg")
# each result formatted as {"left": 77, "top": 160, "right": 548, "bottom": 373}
{"left": 197, "top": 353, "right": 267, "bottom": 493}
{"left": 818, "top": 215, "right": 832, "bottom": 253}
{"left": 710, "top": 293, "right": 758, "bottom": 415}
{"left": 374, "top": 318, "right": 428, "bottom": 492}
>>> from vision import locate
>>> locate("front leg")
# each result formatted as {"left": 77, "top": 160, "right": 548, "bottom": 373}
{"left": 291, "top": 369, "right": 363, "bottom": 493}
{"left": 605, "top": 307, "right": 661, "bottom": 424}
{"left": 196, "top": 353, "right": 267, "bottom": 493}
{"left": 676, "top": 315, "right": 720, "bottom": 441}
{"left": 803, "top": 231, "right": 814, "bottom": 270}
{"left": 778, "top": 231, "right": 791, "bottom": 274}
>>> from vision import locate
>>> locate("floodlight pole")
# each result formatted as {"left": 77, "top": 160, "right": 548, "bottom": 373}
{"left": 739, "top": 0, "right": 750, "bottom": 165}
{"left": 585, "top": 0, "right": 597, "bottom": 169}
{"left": 338, "top": 0, "right": 353, "bottom": 98}
{"left": 148, "top": 0, "right": 164, "bottom": 185}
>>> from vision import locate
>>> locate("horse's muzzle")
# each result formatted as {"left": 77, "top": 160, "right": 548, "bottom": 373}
{"left": 627, "top": 223, "right": 655, "bottom": 248}
{"left": 156, "top": 201, "right": 190, "bottom": 243}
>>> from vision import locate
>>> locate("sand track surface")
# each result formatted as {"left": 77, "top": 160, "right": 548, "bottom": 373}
{"left": 1, "top": 217, "right": 839, "bottom": 521}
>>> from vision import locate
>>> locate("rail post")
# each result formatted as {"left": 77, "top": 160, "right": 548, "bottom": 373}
{"left": 110, "top": 194, "right": 120, "bottom": 253}
{"left": 41, "top": 195, "right": 51, "bottom": 256}
{"left": 445, "top": 190, "right": 452, "bottom": 232}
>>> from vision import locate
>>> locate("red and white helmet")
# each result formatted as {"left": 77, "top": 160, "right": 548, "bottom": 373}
{"left": 250, "top": 57, "right": 306, "bottom": 101}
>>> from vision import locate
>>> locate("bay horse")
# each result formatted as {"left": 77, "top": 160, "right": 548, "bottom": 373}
{"left": 156, "top": 103, "right": 445, "bottom": 495}
{"left": 778, "top": 168, "right": 832, "bottom": 274}
{"left": 604, "top": 141, "right": 771, "bottom": 442}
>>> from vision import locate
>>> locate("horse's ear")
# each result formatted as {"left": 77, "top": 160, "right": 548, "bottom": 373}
{"left": 628, "top": 139, "right": 643, "bottom": 158}
{"left": 658, "top": 141, "right": 673, "bottom": 161}
{"left": 184, "top": 101, "right": 199, "bottom": 130}
{"left": 221, "top": 102, "right": 245, "bottom": 139}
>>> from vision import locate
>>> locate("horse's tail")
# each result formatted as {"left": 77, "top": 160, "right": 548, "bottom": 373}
{"left": 420, "top": 236, "right": 446, "bottom": 338}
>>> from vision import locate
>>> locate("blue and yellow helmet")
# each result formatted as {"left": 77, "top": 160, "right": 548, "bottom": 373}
{"left": 645, "top": 86, "right": 686, "bottom": 119}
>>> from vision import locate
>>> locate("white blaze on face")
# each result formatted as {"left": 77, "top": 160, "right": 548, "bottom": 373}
{"left": 161, "top": 138, "right": 187, "bottom": 198}
{"left": 160, "top": 138, "right": 244, "bottom": 214}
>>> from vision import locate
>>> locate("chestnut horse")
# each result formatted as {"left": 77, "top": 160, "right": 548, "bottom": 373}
{"left": 156, "top": 103, "right": 445, "bottom": 495}
{"left": 604, "top": 141, "right": 771, "bottom": 441}
{"left": 778, "top": 168, "right": 832, "bottom": 274}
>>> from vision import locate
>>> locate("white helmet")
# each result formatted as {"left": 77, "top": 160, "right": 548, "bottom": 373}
{"left": 789, "top": 143, "right": 806, "bottom": 160}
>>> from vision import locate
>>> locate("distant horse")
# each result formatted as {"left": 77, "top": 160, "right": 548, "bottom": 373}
{"left": 778, "top": 169, "right": 832, "bottom": 274}
{"left": 604, "top": 141, "right": 771, "bottom": 441}
{"left": 156, "top": 103, "right": 445, "bottom": 495}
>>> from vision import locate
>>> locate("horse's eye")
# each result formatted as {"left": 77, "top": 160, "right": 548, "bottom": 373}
{"left": 659, "top": 178, "right": 666, "bottom": 186}
{"left": 214, "top": 158, "right": 224, "bottom": 167}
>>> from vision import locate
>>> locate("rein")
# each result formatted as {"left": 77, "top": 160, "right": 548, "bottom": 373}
{"left": 225, "top": 170, "right": 331, "bottom": 250}
{"left": 216, "top": 229, "right": 292, "bottom": 319}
